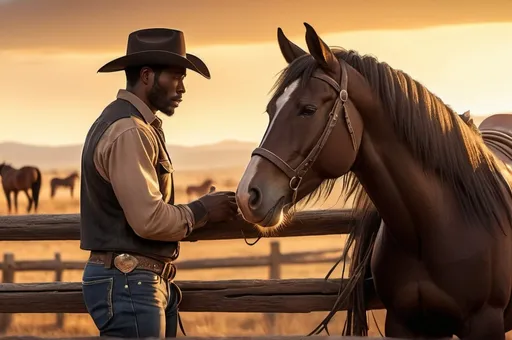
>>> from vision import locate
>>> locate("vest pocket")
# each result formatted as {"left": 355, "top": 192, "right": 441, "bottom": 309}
{"left": 158, "top": 159, "right": 174, "bottom": 174}
{"left": 82, "top": 277, "right": 114, "bottom": 330}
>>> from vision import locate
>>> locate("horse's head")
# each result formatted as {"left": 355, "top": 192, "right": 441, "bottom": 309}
{"left": 0, "top": 162, "right": 7, "bottom": 174}
{"left": 236, "top": 23, "right": 364, "bottom": 229}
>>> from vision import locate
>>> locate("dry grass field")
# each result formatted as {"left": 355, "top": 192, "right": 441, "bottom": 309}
{"left": 1, "top": 167, "right": 511, "bottom": 338}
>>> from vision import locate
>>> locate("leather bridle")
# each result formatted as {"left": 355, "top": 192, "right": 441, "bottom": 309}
{"left": 251, "top": 61, "right": 356, "bottom": 204}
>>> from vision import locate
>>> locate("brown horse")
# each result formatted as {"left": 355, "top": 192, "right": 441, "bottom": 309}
{"left": 0, "top": 162, "right": 42, "bottom": 214}
{"left": 235, "top": 23, "right": 512, "bottom": 339}
{"left": 185, "top": 178, "right": 214, "bottom": 201}
{"left": 50, "top": 171, "right": 79, "bottom": 199}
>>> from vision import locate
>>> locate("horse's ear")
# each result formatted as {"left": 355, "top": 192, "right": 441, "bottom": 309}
{"left": 304, "top": 22, "right": 339, "bottom": 75}
{"left": 277, "top": 27, "right": 307, "bottom": 64}
{"left": 459, "top": 110, "right": 472, "bottom": 124}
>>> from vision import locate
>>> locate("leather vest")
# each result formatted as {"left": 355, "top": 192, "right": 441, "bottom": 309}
{"left": 79, "top": 98, "right": 179, "bottom": 260}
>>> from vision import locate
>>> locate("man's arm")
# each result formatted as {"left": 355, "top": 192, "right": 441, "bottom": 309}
{"left": 95, "top": 121, "right": 208, "bottom": 241}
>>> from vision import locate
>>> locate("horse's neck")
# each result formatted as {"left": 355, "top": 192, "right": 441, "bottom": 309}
{"left": 1, "top": 166, "right": 15, "bottom": 175}
{"left": 352, "top": 131, "right": 445, "bottom": 245}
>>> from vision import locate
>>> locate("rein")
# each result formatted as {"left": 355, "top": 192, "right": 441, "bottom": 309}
{"left": 251, "top": 61, "right": 355, "bottom": 204}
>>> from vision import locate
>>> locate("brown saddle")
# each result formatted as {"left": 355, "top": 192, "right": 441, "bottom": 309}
{"left": 478, "top": 113, "right": 512, "bottom": 167}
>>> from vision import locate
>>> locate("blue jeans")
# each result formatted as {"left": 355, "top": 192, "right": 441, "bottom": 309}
{"left": 81, "top": 262, "right": 180, "bottom": 338}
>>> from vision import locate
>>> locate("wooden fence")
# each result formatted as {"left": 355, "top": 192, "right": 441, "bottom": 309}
{"left": 0, "top": 209, "right": 385, "bottom": 338}
{"left": 0, "top": 241, "right": 346, "bottom": 331}
{"left": 0, "top": 337, "right": 413, "bottom": 340}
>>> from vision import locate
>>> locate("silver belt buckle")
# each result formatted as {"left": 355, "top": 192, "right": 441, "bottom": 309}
{"left": 113, "top": 253, "right": 139, "bottom": 274}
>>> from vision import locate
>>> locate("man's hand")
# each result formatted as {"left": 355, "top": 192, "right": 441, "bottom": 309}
{"left": 197, "top": 186, "right": 239, "bottom": 223}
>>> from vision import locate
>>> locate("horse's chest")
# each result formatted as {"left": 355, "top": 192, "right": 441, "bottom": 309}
{"left": 371, "top": 225, "right": 497, "bottom": 318}
{"left": 2, "top": 173, "right": 20, "bottom": 189}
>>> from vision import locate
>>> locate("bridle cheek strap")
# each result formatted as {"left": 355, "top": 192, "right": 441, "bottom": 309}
{"left": 251, "top": 61, "right": 353, "bottom": 203}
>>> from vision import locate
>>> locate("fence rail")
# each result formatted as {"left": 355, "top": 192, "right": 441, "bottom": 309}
{"left": 0, "top": 337, "right": 404, "bottom": 340}
{"left": 0, "top": 209, "right": 355, "bottom": 241}
{"left": 0, "top": 247, "right": 345, "bottom": 272}
{"left": 0, "top": 278, "right": 382, "bottom": 313}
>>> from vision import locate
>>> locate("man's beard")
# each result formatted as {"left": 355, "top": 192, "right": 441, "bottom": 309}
{"left": 147, "top": 78, "right": 175, "bottom": 117}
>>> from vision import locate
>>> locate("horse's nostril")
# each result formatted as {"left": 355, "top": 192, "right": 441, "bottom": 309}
{"left": 248, "top": 187, "right": 262, "bottom": 209}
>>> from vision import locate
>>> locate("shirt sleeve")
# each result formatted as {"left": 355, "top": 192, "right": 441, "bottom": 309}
{"left": 97, "top": 125, "right": 208, "bottom": 241}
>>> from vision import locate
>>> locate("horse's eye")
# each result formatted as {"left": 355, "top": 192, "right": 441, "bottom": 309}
{"left": 299, "top": 105, "right": 317, "bottom": 116}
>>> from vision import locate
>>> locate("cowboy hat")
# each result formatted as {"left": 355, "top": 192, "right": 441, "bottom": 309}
{"left": 97, "top": 28, "right": 210, "bottom": 79}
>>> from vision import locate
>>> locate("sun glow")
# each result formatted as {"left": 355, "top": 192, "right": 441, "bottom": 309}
{"left": 254, "top": 210, "right": 287, "bottom": 236}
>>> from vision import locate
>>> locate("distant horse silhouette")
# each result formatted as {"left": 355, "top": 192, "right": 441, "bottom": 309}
{"left": 186, "top": 178, "right": 214, "bottom": 200}
{"left": 50, "top": 171, "right": 79, "bottom": 199}
{"left": 0, "top": 162, "right": 42, "bottom": 214}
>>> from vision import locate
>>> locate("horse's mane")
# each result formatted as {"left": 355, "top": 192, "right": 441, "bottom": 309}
{"left": 0, "top": 162, "right": 14, "bottom": 171}
{"left": 269, "top": 49, "right": 512, "bottom": 233}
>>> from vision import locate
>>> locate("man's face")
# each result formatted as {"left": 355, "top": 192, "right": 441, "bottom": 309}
{"left": 146, "top": 66, "right": 186, "bottom": 116}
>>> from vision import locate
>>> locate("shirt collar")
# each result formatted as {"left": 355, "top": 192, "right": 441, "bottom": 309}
{"left": 116, "top": 89, "right": 161, "bottom": 128}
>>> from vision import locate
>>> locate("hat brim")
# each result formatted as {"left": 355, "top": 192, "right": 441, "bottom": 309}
{"left": 97, "top": 50, "right": 210, "bottom": 79}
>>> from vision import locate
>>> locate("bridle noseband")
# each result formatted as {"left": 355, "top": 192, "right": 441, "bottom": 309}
{"left": 251, "top": 61, "right": 356, "bottom": 204}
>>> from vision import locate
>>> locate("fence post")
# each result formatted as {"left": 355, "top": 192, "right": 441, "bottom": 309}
{"left": 265, "top": 241, "right": 281, "bottom": 334}
{"left": 0, "top": 253, "right": 15, "bottom": 333}
{"left": 54, "top": 253, "right": 64, "bottom": 329}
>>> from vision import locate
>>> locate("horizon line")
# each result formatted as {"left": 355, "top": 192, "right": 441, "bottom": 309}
{"left": 0, "top": 112, "right": 508, "bottom": 148}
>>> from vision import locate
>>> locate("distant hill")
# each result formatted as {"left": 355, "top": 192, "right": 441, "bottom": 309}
{"left": 0, "top": 114, "right": 506, "bottom": 171}
{"left": 0, "top": 139, "right": 258, "bottom": 171}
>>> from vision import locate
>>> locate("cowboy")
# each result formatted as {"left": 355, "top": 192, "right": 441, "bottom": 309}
{"left": 79, "top": 28, "right": 239, "bottom": 338}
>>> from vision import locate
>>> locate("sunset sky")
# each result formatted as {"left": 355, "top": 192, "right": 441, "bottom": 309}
{"left": 0, "top": 0, "right": 511, "bottom": 147}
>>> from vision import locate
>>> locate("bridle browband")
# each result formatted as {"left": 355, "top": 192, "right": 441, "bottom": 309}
{"left": 251, "top": 61, "right": 356, "bottom": 204}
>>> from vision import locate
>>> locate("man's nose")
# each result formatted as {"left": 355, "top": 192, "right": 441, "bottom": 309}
{"left": 178, "top": 82, "right": 186, "bottom": 94}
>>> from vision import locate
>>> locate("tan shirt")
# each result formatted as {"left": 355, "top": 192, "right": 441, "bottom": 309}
{"left": 93, "top": 89, "right": 201, "bottom": 242}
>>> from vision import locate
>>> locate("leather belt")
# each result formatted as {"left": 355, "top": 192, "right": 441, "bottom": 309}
{"left": 88, "top": 251, "right": 177, "bottom": 281}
